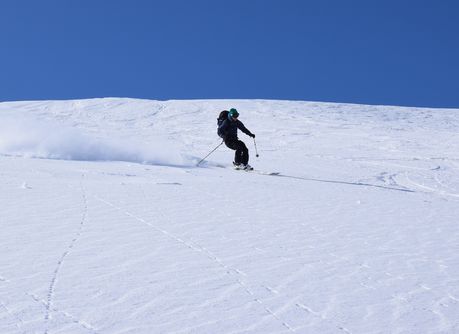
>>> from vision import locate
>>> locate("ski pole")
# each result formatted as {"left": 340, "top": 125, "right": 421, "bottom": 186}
{"left": 253, "top": 138, "right": 259, "bottom": 157}
{"left": 197, "top": 140, "right": 224, "bottom": 166}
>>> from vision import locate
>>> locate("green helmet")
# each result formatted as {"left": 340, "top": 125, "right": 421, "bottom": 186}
{"left": 228, "top": 108, "right": 239, "bottom": 118}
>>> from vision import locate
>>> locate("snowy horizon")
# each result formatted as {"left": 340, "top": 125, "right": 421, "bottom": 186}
{"left": 1, "top": 98, "right": 458, "bottom": 333}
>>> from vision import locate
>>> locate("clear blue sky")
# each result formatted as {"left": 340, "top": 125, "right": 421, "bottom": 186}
{"left": 1, "top": 0, "right": 458, "bottom": 107}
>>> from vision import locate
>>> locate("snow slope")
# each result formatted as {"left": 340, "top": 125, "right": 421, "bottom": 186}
{"left": 1, "top": 98, "right": 458, "bottom": 334}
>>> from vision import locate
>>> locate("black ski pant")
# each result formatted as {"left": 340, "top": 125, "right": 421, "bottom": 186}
{"left": 225, "top": 139, "right": 249, "bottom": 165}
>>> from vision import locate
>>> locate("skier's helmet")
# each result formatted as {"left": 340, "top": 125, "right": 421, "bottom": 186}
{"left": 228, "top": 108, "right": 239, "bottom": 119}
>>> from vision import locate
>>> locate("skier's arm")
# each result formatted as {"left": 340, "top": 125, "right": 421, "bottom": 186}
{"left": 237, "top": 121, "right": 255, "bottom": 137}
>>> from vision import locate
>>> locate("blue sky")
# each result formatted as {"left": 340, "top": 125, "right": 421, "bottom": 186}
{"left": 1, "top": 0, "right": 458, "bottom": 107}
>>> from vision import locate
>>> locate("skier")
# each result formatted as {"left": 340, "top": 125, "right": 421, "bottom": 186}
{"left": 218, "top": 108, "right": 256, "bottom": 170}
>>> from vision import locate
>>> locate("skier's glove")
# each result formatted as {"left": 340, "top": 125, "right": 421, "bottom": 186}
{"left": 250, "top": 134, "right": 256, "bottom": 138}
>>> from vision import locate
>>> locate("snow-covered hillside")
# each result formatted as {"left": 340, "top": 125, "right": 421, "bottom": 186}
{"left": 1, "top": 98, "right": 458, "bottom": 334}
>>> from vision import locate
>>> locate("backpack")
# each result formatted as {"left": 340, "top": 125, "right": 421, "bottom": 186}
{"left": 217, "top": 110, "right": 229, "bottom": 138}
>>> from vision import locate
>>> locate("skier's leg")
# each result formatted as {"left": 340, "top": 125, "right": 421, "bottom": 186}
{"left": 237, "top": 141, "right": 249, "bottom": 165}
{"left": 225, "top": 139, "right": 242, "bottom": 164}
{"left": 234, "top": 142, "right": 243, "bottom": 164}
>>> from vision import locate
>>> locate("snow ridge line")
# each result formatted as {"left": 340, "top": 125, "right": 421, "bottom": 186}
{"left": 93, "top": 188, "right": 297, "bottom": 333}
{"left": 44, "top": 178, "right": 91, "bottom": 334}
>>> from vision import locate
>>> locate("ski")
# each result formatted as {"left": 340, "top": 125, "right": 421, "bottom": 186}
{"left": 234, "top": 168, "right": 280, "bottom": 176}
{"left": 234, "top": 166, "right": 253, "bottom": 171}
{"left": 249, "top": 170, "right": 280, "bottom": 176}
{"left": 212, "top": 164, "right": 280, "bottom": 176}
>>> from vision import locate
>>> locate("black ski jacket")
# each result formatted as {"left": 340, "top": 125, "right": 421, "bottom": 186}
{"left": 218, "top": 118, "right": 253, "bottom": 140}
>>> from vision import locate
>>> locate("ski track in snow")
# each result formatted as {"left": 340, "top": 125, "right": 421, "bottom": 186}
{"left": 155, "top": 185, "right": 305, "bottom": 333}
{"left": 152, "top": 175, "right": 361, "bottom": 333}
{"left": 1, "top": 263, "right": 99, "bottom": 334}
{"left": 0, "top": 300, "right": 25, "bottom": 334}
{"left": 263, "top": 171, "right": 415, "bottom": 194}
{"left": 88, "top": 183, "right": 298, "bottom": 333}
{"left": 43, "top": 175, "right": 96, "bottom": 334}
{"left": 29, "top": 293, "right": 98, "bottom": 334}
{"left": 404, "top": 172, "right": 459, "bottom": 200}
{"left": 198, "top": 173, "right": 356, "bottom": 333}
{"left": 334, "top": 156, "right": 459, "bottom": 200}
{"left": 141, "top": 183, "right": 303, "bottom": 333}
{"left": 0, "top": 168, "right": 98, "bottom": 334}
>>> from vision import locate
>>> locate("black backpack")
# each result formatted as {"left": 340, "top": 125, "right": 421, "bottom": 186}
{"left": 217, "top": 110, "right": 229, "bottom": 138}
